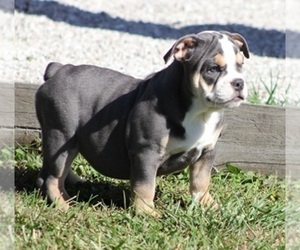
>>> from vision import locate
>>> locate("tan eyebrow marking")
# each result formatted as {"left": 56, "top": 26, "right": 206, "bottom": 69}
{"left": 214, "top": 54, "right": 226, "bottom": 67}
{"left": 236, "top": 53, "right": 244, "bottom": 65}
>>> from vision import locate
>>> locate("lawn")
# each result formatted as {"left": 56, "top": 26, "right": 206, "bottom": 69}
{"left": 12, "top": 141, "right": 286, "bottom": 249}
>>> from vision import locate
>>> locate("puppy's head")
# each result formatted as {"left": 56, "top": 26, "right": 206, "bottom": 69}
{"left": 164, "top": 31, "right": 250, "bottom": 108}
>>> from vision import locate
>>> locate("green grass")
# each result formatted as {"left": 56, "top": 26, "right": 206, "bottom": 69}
{"left": 0, "top": 191, "right": 14, "bottom": 250}
{"left": 286, "top": 180, "right": 300, "bottom": 249}
{"left": 12, "top": 142, "right": 286, "bottom": 249}
{"left": 0, "top": 146, "right": 14, "bottom": 250}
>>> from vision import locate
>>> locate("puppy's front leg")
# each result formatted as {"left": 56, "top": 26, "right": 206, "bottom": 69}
{"left": 130, "top": 153, "right": 160, "bottom": 217}
{"left": 189, "top": 149, "right": 218, "bottom": 210}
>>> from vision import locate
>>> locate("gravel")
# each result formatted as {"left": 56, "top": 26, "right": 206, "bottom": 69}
{"left": 1, "top": 0, "right": 300, "bottom": 105}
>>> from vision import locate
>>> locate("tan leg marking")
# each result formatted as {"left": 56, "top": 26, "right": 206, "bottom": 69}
{"left": 189, "top": 157, "right": 218, "bottom": 210}
{"left": 132, "top": 183, "right": 160, "bottom": 217}
{"left": 45, "top": 176, "right": 70, "bottom": 210}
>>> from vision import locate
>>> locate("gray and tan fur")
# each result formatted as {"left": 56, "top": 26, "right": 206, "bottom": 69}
{"left": 35, "top": 30, "right": 249, "bottom": 216}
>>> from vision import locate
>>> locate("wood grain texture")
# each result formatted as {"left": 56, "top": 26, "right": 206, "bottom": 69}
{"left": 15, "top": 83, "right": 40, "bottom": 128}
{"left": 216, "top": 103, "right": 286, "bottom": 176}
{"left": 0, "top": 83, "right": 14, "bottom": 146}
{"left": 286, "top": 107, "right": 300, "bottom": 178}
{"left": 0, "top": 83, "right": 14, "bottom": 127}
{"left": 1, "top": 82, "right": 299, "bottom": 176}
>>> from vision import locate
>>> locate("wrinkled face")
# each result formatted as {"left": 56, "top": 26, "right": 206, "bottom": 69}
{"left": 196, "top": 34, "right": 247, "bottom": 108}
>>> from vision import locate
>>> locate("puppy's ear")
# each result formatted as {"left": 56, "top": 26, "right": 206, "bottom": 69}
{"left": 163, "top": 35, "right": 200, "bottom": 64}
{"left": 226, "top": 32, "right": 250, "bottom": 59}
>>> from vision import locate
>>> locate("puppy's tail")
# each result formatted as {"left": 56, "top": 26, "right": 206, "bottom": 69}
{"left": 43, "top": 62, "right": 63, "bottom": 81}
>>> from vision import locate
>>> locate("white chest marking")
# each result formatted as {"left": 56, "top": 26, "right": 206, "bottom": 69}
{"left": 166, "top": 100, "right": 221, "bottom": 156}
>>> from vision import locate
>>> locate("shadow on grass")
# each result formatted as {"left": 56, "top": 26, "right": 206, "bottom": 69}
{"left": 15, "top": 166, "right": 131, "bottom": 209}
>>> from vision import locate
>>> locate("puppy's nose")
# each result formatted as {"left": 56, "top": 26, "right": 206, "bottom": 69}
{"left": 231, "top": 78, "right": 244, "bottom": 91}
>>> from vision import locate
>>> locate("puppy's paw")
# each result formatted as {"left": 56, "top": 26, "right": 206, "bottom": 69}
{"left": 136, "top": 207, "right": 161, "bottom": 218}
{"left": 134, "top": 199, "right": 160, "bottom": 217}
{"left": 48, "top": 196, "right": 71, "bottom": 211}
{"left": 199, "top": 192, "right": 219, "bottom": 210}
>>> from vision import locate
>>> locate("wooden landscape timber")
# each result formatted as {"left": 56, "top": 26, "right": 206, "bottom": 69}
{"left": 1, "top": 82, "right": 300, "bottom": 177}
{"left": 0, "top": 82, "right": 14, "bottom": 146}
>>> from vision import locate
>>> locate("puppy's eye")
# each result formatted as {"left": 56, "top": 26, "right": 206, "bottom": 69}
{"left": 207, "top": 66, "right": 220, "bottom": 73}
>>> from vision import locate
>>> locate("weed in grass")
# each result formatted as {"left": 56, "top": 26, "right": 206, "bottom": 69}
{"left": 247, "top": 69, "right": 298, "bottom": 107}
{"left": 14, "top": 142, "right": 285, "bottom": 249}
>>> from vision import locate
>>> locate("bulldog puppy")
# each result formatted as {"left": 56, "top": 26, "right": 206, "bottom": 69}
{"left": 35, "top": 30, "right": 249, "bottom": 215}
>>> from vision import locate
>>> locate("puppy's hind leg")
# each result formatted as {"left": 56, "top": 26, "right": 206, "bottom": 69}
{"left": 36, "top": 130, "right": 78, "bottom": 209}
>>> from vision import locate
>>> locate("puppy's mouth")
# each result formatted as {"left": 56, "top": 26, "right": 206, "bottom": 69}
{"left": 232, "top": 94, "right": 245, "bottom": 102}
{"left": 207, "top": 94, "right": 245, "bottom": 106}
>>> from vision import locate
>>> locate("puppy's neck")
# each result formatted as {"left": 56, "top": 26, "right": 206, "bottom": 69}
{"left": 186, "top": 97, "right": 223, "bottom": 123}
